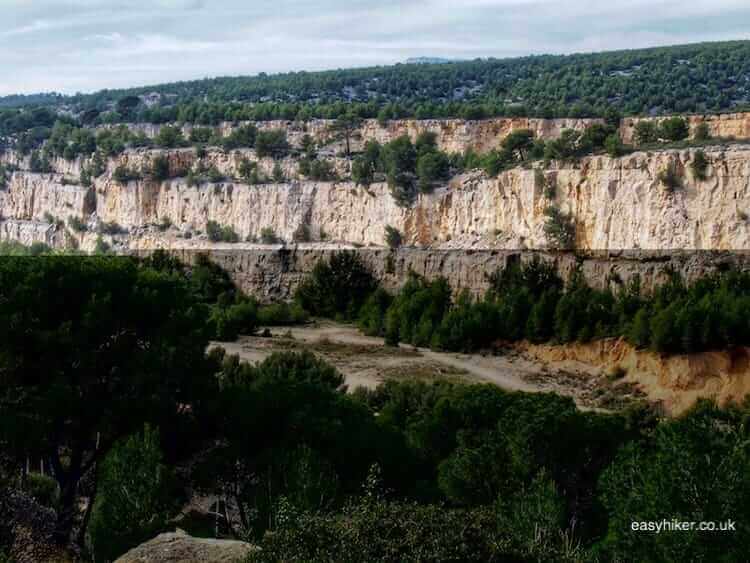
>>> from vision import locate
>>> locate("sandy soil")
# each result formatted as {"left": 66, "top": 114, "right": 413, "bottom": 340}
{"left": 212, "top": 321, "right": 645, "bottom": 411}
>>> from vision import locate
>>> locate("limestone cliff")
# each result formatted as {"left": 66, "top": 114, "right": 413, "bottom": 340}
{"left": 621, "top": 112, "right": 750, "bottom": 144}
{"left": 107, "top": 116, "right": 603, "bottom": 155}
{"left": 108, "top": 112, "right": 750, "bottom": 154}
{"left": 2, "top": 144, "right": 749, "bottom": 253}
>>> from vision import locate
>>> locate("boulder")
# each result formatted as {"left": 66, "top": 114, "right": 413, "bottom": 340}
{"left": 114, "top": 529, "right": 255, "bottom": 563}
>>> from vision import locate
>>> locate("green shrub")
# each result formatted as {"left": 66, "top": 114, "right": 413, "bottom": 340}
{"left": 383, "top": 274, "right": 452, "bottom": 347}
{"left": 598, "top": 401, "right": 750, "bottom": 562}
{"left": 693, "top": 122, "right": 711, "bottom": 141}
{"left": 295, "top": 251, "right": 378, "bottom": 320}
{"left": 209, "top": 297, "right": 258, "bottom": 341}
{"left": 260, "top": 227, "right": 281, "bottom": 244}
{"left": 188, "top": 126, "right": 213, "bottom": 144}
{"left": 94, "top": 236, "right": 111, "bottom": 255}
{"left": 0, "top": 165, "right": 9, "bottom": 190}
{"left": 89, "top": 425, "right": 176, "bottom": 562}
{"left": 633, "top": 121, "right": 659, "bottom": 145}
{"left": 149, "top": 155, "right": 170, "bottom": 181}
{"left": 658, "top": 116, "right": 690, "bottom": 142}
{"left": 257, "top": 302, "right": 309, "bottom": 326}
{"left": 97, "top": 221, "right": 125, "bottom": 235}
{"left": 543, "top": 206, "right": 576, "bottom": 249}
{"left": 691, "top": 150, "right": 709, "bottom": 181}
{"left": 237, "top": 157, "right": 257, "bottom": 183}
{"left": 206, "top": 220, "right": 239, "bottom": 243}
{"left": 416, "top": 151, "right": 450, "bottom": 192}
{"left": 357, "top": 288, "right": 393, "bottom": 336}
{"left": 255, "top": 130, "right": 289, "bottom": 158}
{"left": 25, "top": 473, "right": 59, "bottom": 509}
{"left": 272, "top": 162, "right": 285, "bottom": 183}
{"left": 604, "top": 134, "right": 625, "bottom": 157}
{"left": 206, "top": 165, "right": 225, "bottom": 183}
{"left": 221, "top": 124, "right": 257, "bottom": 150}
{"left": 292, "top": 223, "right": 311, "bottom": 243}
{"left": 112, "top": 165, "right": 141, "bottom": 184}
{"left": 154, "top": 125, "right": 186, "bottom": 148}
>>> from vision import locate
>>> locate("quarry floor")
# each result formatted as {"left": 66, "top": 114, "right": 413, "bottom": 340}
{"left": 213, "top": 321, "right": 646, "bottom": 411}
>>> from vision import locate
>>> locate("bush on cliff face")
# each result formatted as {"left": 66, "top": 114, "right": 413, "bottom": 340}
{"left": 155, "top": 125, "right": 186, "bottom": 149}
{"left": 0, "top": 165, "right": 8, "bottom": 190}
{"left": 658, "top": 116, "right": 690, "bottom": 142}
{"left": 149, "top": 154, "right": 170, "bottom": 181}
{"left": 220, "top": 124, "right": 257, "bottom": 150}
{"left": 113, "top": 164, "right": 142, "bottom": 184}
{"left": 255, "top": 130, "right": 289, "bottom": 158}
{"left": 299, "top": 157, "right": 335, "bottom": 181}
{"left": 543, "top": 205, "right": 576, "bottom": 249}
{"left": 206, "top": 220, "right": 239, "bottom": 243}
{"left": 634, "top": 121, "right": 660, "bottom": 145}
{"left": 691, "top": 150, "right": 709, "bottom": 180}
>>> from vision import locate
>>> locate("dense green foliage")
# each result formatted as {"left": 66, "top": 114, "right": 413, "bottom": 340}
{"left": 599, "top": 400, "right": 750, "bottom": 562}
{"left": 1, "top": 255, "right": 749, "bottom": 561}
{"left": 0, "top": 256, "right": 214, "bottom": 545}
{"left": 296, "top": 255, "right": 750, "bottom": 356}
{"left": 0, "top": 240, "right": 52, "bottom": 256}
{"left": 295, "top": 251, "right": 378, "bottom": 320}
{"left": 88, "top": 425, "right": 177, "bottom": 562}
{"left": 4, "top": 41, "right": 749, "bottom": 126}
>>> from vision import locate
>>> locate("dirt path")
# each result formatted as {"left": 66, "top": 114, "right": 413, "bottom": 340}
{"left": 213, "top": 321, "right": 639, "bottom": 411}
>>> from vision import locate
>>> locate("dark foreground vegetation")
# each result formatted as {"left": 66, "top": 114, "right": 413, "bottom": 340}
{"left": 1, "top": 253, "right": 749, "bottom": 562}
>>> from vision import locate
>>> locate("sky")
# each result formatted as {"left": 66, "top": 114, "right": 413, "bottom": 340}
{"left": 1, "top": 0, "right": 749, "bottom": 96}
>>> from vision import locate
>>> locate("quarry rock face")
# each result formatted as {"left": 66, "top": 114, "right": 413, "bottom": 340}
{"left": 3, "top": 144, "right": 750, "bottom": 253}
{"left": 3, "top": 115, "right": 750, "bottom": 298}
{"left": 105, "top": 116, "right": 604, "bottom": 155}
{"left": 620, "top": 112, "right": 750, "bottom": 144}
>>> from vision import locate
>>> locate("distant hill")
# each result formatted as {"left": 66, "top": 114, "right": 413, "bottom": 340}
{"left": 0, "top": 92, "right": 63, "bottom": 109}
{"left": 404, "top": 57, "right": 456, "bottom": 65}
{"left": 1, "top": 40, "right": 749, "bottom": 122}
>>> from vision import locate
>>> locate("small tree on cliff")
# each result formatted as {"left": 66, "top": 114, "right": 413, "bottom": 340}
{"left": 149, "top": 155, "right": 170, "bottom": 182}
{"left": 332, "top": 111, "right": 362, "bottom": 157}
{"left": 0, "top": 256, "right": 215, "bottom": 547}
{"left": 543, "top": 206, "right": 576, "bottom": 250}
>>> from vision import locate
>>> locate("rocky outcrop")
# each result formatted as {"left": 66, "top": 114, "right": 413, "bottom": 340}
{"left": 114, "top": 530, "right": 255, "bottom": 563}
{"left": 106, "top": 112, "right": 750, "bottom": 153}
{"left": 129, "top": 248, "right": 750, "bottom": 302}
{"left": 522, "top": 339, "right": 750, "bottom": 415}
{"left": 3, "top": 144, "right": 749, "bottom": 253}
{"left": 107, "top": 116, "right": 603, "bottom": 155}
{"left": 621, "top": 112, "right": 750, "bottom": 144}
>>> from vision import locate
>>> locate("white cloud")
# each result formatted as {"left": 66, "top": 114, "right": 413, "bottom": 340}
{"left": 0, "top": 0, "right": 748, "bottom": 94}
